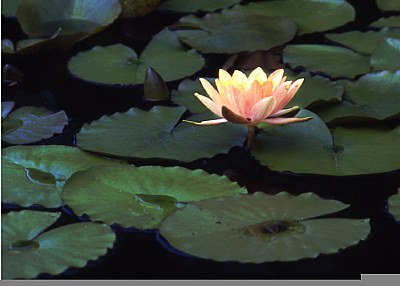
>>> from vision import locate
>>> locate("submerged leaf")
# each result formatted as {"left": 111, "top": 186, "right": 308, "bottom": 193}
{"left": 232, "top": 0, "right": 355, "bottom": 35}
{"left": 62, "top": 165, "right": 247, "bottom": 229}
{"left": 1, "top": 145, "right": 123, "bottom": 208}
{"left": 119, "top": 0, "right": 161, "bottom": 17}
{"left": 2, "top": 210, "right": 115, "bottom": 279}
{"left": 174, "top": 11, "right": 297, "bottom": 53}
{"left": 160, "top": 192, "right": 370, "bottom": 263}
{"left": 388, "top": 192, "right": 400, "bottom": 221}
{"left": 68, "top": 29, "right": 204, "bottom": 85}
{"left": 77, "top": 106, "right": 247, "bottom": 162}
{"left": 159, "top": 0, "right": 240, "bottom": 12}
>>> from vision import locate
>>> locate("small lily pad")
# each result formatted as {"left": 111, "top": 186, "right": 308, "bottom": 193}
{"left": 171, "top": 78, "right": 212, "bottom": 113}
{"left": 370, "top": 16, "right": 400, "bottom": 28}
{"left": 326, "top": 28, "right": 400, "bottom": 55}
{"left": 2, "top": 210, "right": 115, "bottom": 279}
{"left": 174, "top": 11, "right": 297, "bottom": 53}
{"left": 283, "top": 44, "right": 371, "bottom": 78}
{"left": 16, "top": 0, "right": 121, "bottom": 38}
{"left": 252, "top": 110, "right": 400, "bottom": 176}
{"left": 62, "top": 165, "right": 247, "bottom": 229}
{"left": 376, "top": 0, "right": 400, "bottom": 11}
{"left": 1, "top": 101, "right": 15, "bottom": 118}
{"left": 159, "top": 192, "right": 370, "bottom": 263}
{"left": 316, "top": 70, "right": 400, "bottom": 123}
{"left": 159, "top": 0, "right": 240, "bottom": 12}
{"left": 77, "top": 106, "right": 247, "bottom": 162}
{"left": 1, "top": 145, "right": 123, "bottom": 208}
{"left": 68, "top": 29, "right": 204, "bottom": 85}
{"left": 370, "top": 38, "right": 400, "bottom": 71}
{"left": 1, "top": 106, "right": 68, "bottom": 144}
{"left": 388, "top": 192, "right": 400, "bottom": 221}
{"left": 231, "top": 0, "right": 355, "bottom": 35}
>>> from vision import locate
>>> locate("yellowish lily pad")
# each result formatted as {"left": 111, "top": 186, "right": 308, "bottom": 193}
{"left": 62, "top": 165, "right": 247, "bottom": 229}
{"left": 159, "top": 192, "right": 370, "bottom": 263}
{"left": 2, "top": 210, "right": 115, "bottom": 279}
{"left": 1, "top": 145, "right": 123, "bottom": 208}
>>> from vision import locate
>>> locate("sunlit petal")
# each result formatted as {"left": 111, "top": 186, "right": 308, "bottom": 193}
{"left": 199, "top": 78, "right": 222, "bottom": 105}
{"left": 195, "top": 93, "right": 223, "bottom": 117}
{"left": 248, "top": 67, "right": 267, "bottom": 84}
{"left": 249, "top": 96, "right": 276, "bottom": 121}
{"left": 270, "top": 106, "right": 299, "bottom": 117}
{"left": 232, "top": 70, "right": 248, "bottom": 87}
{"left": 183, "top": 118, "right": 228, "bottom": 125}
{"left": 219, "top": 69, "right": 232, "bottom": 85}
{"left": 263, "top": 116, "right": 312, "bottom": 125}
{"left": 268, "top": 69, "right": 284, "bottom": 90}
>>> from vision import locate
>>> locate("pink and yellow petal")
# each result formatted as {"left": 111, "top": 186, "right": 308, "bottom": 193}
{"left": 263, "top": 116, "right": 312, "bottom": 125}
{"left": 267, "top": 69, "right": 284, "bottom": 90}
{"left": 199, "top": 78, "right": 222, "bottom": 105}
{"left": 249, "top": 96, "right": 276, "bottom": 122}
{"left": 194, "top": 93, "right": 223, "bottom": 117}
{"left": 183, "top": 118, "right": 228, "bottom": 126}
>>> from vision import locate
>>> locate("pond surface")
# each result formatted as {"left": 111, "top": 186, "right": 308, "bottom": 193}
{"left": 2, "top": 0, "right": 400, "bottom": 280}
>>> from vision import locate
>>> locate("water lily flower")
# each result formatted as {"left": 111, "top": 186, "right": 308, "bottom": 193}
{"left": 184, "top": 67, "right": 311, "bottom": 148}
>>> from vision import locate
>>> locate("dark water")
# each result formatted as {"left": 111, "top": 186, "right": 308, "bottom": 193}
{"left": 2, "top": 0, "right": 400, "bottom": 279}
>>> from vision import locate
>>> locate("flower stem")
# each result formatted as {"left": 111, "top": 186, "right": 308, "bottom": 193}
{"left": 246, "top": 125, "right": 256, "bottom": 149}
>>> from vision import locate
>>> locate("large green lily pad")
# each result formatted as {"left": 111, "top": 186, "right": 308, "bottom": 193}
{"left": 370, "top": 16, "right": 400, "bottom": 28}
{"left": 16, "top": 0, "right": 121, "bottom": 38}
{"left": 159, "top": 192, "right": 370, "bottom": 263}
{"left": 388, "top": 192, "right": 400, "bottom": 221}
{"left": 252, "top": 110, "right": 400, "bottom": 176}
{"left": 2, "top": 210, "right": 115, "bottom": 279}
{"left": 370, "top": 38, "right": 400, "bottom": 71}
{"left": 1, "top": 106, "right": 68, "bottom": 144}
{"left": 316, "top": 70, "right": 400, "bottom": 123}
{"left": 232, "top": 0, "right": 355, "bottom": 35}
{"left": 326, "top": 28, "right": 400, "bottom": 55}
{"left": 174, "top": 11, "right": 297, "bottom": 53}
{"left": 283, "top": 44, "right": 371, "bottom": 78}
{"left": 376, "top": 0, "right": 400, "bottom": 11}
{"left": 159, "top": 0, "right": 240, "bottom": 12}
{"left": 77, "top": 106, "right": 247, "bottom": 162}
{"left": 68, "top": 29, "right": 204, "bottom": 85}
{"left": 62, "top": 165, "right": 247, "bottom": 230}
{"left": 1, "top": 145, "right": 123, "bottom": 208}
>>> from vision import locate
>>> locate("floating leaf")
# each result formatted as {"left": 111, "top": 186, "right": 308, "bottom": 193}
{"left": 376, "top": 0, "right": 400, "bottom": 11}
{"left": 232, "top": 0, "right": 355, "bottom": 35}
{"left": 252, "top": 110, "right": 400, "bottom": 176}
{"left": 68, "top": 29, "right": 204, "bottom": 85}
{"left": 77, "top": 106, "right": 247, "bottom": 162}
{"left": 388, "top": 192, "right": 400, "bottom": 221}
{"left": 316, "top": 70, "right": 400, "bottom": 123}
{"left": 2, "top": 39, "right": 14, "bottom": 53}
{"left": 1, "top": 101, "right": 15, "bottom": 118}
{"left": 159, "top": 0, "right": 240, "bottom": 12}
{"left": 285, "top": 72, "right": 343, "bottom": 108}
{"left": 326, "top": 28, "right": 400, "bottom": 55}
{"left": 2, "top": 210, "right": 115, "bottom": 279}
{"left": 159, "top": 192, "right": 370, "bottom": 263}
{"left": 1, "top": 106, "right": 68, "bottom": 144}
{"left": 1, "top": 0, "right": 23, "bottom": 17}
{"left": 174, "top": 11, "right": 297, "bottom": 53}
{"left": 370, "top": 38, "right": 400, "bottom": 71}
{"left": 119, "top": 0, "right": 161, "bottom": 17}
{"left": 62, "top": 165, "right": 247, "bottom": 229}
{"left": 1, "top": 145, "right": 123, "bottom": 208}
{"left": 16, "top": 0, "right": 121, "bottom": 38}
{"left": 370, "top": 16, "right": 400, "bottom": 28}
{"left": 171, "top": 78, "right": 212, "bottom": 113}
{"left": 283, "top": 44, "right": 371, "bottom": 78}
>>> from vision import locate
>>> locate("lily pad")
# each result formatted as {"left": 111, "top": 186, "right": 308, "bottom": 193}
{"left": 171, "top": 78, "right": 212, "bottom": 113}
{"left": 159, "top": 192, "right": 370, "bottom": 263}
{"left": 316, "top": 70, "right": 400, "bottom": 123}
{"left": 370, "top": 16, "right": 400, "bottom": 28}
{"left": 376, "top": 0, "right": 400, "bottom": 11}
{"left": 2, "top": 210, "right": 115, "bottom": 279}
{"left": 326, "top": 28, "right": 400, "bottom": 55}
{"left": 370, "top": 38, "right": 400, "bottom": 71}
{"left": 159, "top": 0, "right": 240, "bottom": 12}
{"left": 232, "top": 0, "right": 355, "bottom": 35}
{"left": 1, "top": 145, "right": 123, "bottom": 208}
{"left": 252, "top": 110, "right": 400, "bottom": 176}
{"left": 1, "top": 0, "right": 23, "bottom": 17}
{"left": 119, "top": 0, "right": 161, "bottom": 17}
{"left": 283, "top": 44, "right": 371, "bottom": 78}
{"left": 68, "top": 29, "right": 204, "bottom": 85}
{"left": 388, "top": 192, "right": 400, "bottom": 221}
{"left": 16, "top": 0, "right": 121, "bottom": 38}
{"left": 285, "top": 72, "right": 343, "bottom": 108}
{"left": 62, "top": 165, "right": 247, "bottom": 230}
{"left": 1, "top": 101, "right": 15, "bottom": 118}
{"left": 1, "top": 106, "right": 68, "bottom": 144}
{"left": 174, "top": 11, "right": 297, "bottom": 53}
{"left": 77, "top": 106, "right": 247, "bottom": 162}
